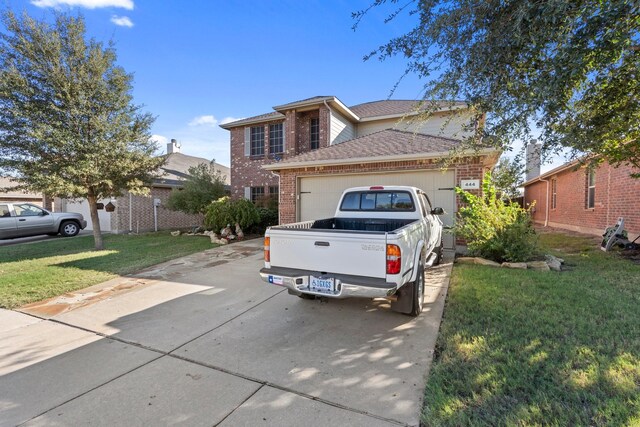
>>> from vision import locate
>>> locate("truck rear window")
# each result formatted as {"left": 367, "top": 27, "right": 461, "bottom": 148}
{"left": 340, "top": 191, "right": 415, "bottom": 211}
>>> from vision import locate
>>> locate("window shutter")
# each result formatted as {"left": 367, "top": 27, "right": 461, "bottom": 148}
{"left": 282, "top": 122, "right": 286, "bottom": 152}
{"left": 244, "top": 187, "right": 251, "bottom": 200}
{"left": 244, "top": 127, "right": 250, "bottom": 156}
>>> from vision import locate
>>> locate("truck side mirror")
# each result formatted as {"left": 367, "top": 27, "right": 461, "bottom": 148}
{"left": 431, "top": 207, "right": 445, "bottom": 215}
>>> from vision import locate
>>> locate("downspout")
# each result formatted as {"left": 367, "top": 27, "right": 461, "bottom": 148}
{"left": 539, "top": 177, "right": 550, "bottom": 227}
{"left": 270, "top": 171, "right": 281, "bottom": 225}
{"left": 323, "top": 100, "right": 332, "bottom": 146}
{"left": 129, "top": 193, "right": 132, "bottom": 233}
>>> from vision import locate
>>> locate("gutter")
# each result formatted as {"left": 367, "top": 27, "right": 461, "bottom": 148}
{"left": 262, "top": 148, "right": 500, "bottom": 171}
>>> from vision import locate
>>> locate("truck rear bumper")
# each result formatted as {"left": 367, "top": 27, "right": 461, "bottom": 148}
{"left": 259, "top": 267, "right": 397, "bottom": 299}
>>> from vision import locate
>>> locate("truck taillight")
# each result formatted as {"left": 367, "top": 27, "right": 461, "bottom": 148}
{"left": 386, "top": 244, "right": 401, "bottom": 274}
{"left": 264, "top": 236, "right": 270, "bottom": 262}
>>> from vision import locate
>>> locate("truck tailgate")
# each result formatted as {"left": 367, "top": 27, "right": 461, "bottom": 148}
{"left": 269, "top": 229, "right": 387, "bottom": 278}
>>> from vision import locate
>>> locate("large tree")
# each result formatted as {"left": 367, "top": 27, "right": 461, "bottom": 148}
{"left": 355, "top": 1, "right": 640, "bottom": 169}
{"left": 0, "top": 11, "right": 164, "bottom": 250}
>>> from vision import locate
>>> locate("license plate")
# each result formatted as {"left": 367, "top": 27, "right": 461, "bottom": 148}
{"left": 268, "top": 275, "right": 284, "bottom": 286}
{"left": 310, "top": 275, "right": 334, "bottom": 293}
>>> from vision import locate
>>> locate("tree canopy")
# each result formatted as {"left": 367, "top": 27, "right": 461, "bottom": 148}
{"left": 491, "top": 157, "right": 525, "bottom": 200}
{"left": 356, "top": 0, "right": 640, "bottom": 169}
{"left": 0, "top": 11, "right": 163, "bottom": 249}
{"left": 166, "top": 163, "right": 227, "bottom": 215}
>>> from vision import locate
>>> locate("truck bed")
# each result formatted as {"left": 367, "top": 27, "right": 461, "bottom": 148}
{"left": 312, "top": 217, "right": 414, "bottom": 232}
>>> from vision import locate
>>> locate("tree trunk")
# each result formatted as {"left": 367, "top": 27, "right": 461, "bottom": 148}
{"left": 87, "top": 191, "right": 104, "bottom": 250}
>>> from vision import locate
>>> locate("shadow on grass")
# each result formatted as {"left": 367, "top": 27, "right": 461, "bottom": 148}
{"left": 421, "top": 234, "right": 640, "bottom": 426}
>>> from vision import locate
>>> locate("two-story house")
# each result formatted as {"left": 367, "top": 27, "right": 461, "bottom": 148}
{"left": 220, "top": 96, "right": 500, "bottom": 249}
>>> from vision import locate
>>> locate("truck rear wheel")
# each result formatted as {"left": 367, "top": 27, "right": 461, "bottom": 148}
{"left": 409, "top": 263, "right": 425, "bottom": 317}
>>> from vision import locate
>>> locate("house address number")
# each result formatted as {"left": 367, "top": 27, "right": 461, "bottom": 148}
{"left": 460, "top": 179, "right": 480, "bottom": 190}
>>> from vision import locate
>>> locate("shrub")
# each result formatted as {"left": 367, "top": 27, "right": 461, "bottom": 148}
{"left": 454, "top": 172, "right": 537, "bottom": 262}
{"left": 204, "top": 197, "right": 259, "bottom": 232}
{"left": 166, "top": 164, "right": 227, "bottom": 214}
{"left": 254, "top": 206, "right": 279, "bottom": 233}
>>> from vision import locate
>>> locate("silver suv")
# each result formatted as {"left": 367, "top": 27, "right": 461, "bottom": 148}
{"left": 0, "top": 202, "right": 87, "bottom": 239}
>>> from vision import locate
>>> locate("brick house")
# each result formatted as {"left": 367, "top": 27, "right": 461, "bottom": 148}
{"left": 0, "top": 176, "right": 44, "bottom": 206}
{"left": 523, "top": 159, "right": 640, "bottom": 240}
{"left": 221, "top": 96, "right": 500, "bottom": 249}
{"left": 59, "top": 140, "right": 230, "bottom": 233}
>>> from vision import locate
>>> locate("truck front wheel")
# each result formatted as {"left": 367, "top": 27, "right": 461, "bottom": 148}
{"left": 60, "top": 221, "right": 80, "bottom": 237}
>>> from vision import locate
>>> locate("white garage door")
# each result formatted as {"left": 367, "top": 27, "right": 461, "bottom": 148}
{"left": 63, "top": 199, "right": 112, "bottom": 232}
{"left": 299, "top": 170, "right": 456, "bottom": 248}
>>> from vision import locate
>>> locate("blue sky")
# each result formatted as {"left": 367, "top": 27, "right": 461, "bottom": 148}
{"left": 9, "top": 0, "right": 426, "bottom": 167}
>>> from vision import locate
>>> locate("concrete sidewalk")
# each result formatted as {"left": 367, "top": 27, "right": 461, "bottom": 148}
{"left": 1, "top": 240, "right": 453, "bottom": 426}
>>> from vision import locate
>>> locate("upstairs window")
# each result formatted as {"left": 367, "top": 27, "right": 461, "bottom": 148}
{"left": 310, "top": 118, "right": 320, "bottom": 150}
{"left": 586, "top": 170, "right": 595, "bottom": 209}
{"left": 250, "top": 126, "right": 265, "bottom": 156}
{"left": 269, "top": 123, "right": 283, "bottom": 154}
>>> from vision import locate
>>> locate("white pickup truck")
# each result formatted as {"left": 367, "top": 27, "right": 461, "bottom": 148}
{"left": 260, "top": 186, "right": 445, "bottom": 316}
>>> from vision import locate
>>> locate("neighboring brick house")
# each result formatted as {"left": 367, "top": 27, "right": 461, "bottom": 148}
{"left": 221, "top": 96, "right": 500, "bottom": 249}
{"left": 59, "top": 140, "right": 230, "bottom": 233}
{"left": 0, "top": 177, "right": 44, "bottom": 206}
{"left": 523, "top": 160, "right": 640, "bottom": 240}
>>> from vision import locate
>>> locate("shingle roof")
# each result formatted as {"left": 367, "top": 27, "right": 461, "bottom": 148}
{"left": 219, "top": 111, "right": 284, "bottom": 129}
{"left": 155, "top": 153, "right": 230, "bottom": 187}
{"left": 272, "top": 129, "right": 461, "bottom": 167}
{"left": 274, "top": 96, "right": 334, "bottom": 108}
{"left": 0, "top": 176, "right": 41, "bottom": 199}
{"left": 349, "top": 100, "right": 467, "bottom": 119}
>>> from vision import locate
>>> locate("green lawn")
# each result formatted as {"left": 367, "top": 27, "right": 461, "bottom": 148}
{"left": 422, "top": 231, "right": 640, "bottom": 426}
{"left": 0, "top": 232, "right": 215, "bottom": 309}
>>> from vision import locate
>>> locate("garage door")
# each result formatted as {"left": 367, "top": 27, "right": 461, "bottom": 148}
{"left": 63, "top": 199, "right": 112, "bottom": 232}
{"left": 299, "top": 170, "right": 456, "bottom": 249}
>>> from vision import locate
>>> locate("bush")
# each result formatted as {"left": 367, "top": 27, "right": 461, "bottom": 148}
{"left": 166, "top": 163, "right": 227, "bottom": 215}
{"left": 454, "top": 172, "right": 537, "bottom": 262}
{"left": 204, "top": 197, "right": 259, "bottom": 232}
{"left": 254, "top": 207, "right": 279, "bottom": 233}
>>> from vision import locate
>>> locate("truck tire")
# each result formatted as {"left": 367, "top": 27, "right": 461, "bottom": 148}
{"left": 433, "top": 239, "right": 444, "bottom": 266}
{"left": 409, "top": 263, "right": 425, "bottom": 317}
{"left": 59, "top": 221, "right": 80, "bottom": 237}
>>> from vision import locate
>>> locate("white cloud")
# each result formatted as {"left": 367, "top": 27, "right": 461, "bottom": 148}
{"left": 151, "top": 134, "right": 168, "bottom": 147}
{"left": 189, "top": 115, "right": 218, "bottom": 127}
{"left": 110, "top": 15, "right": 134, "bottom": 27}
{"left": 31, "top": 0, "right": 134, "bottom": 9}
{"left": 220, "top": 116, "right": 243, "bottom": 125}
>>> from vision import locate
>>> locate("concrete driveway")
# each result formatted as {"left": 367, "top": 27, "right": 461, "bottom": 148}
{"left": 1, "top": 239, "right": 452, "bottom": 427}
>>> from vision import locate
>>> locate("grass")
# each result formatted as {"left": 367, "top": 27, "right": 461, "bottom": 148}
{"left": 422, "top": 231, "right": 640, "bottom": 426}
{"left": 0, "top": 232, "right": 215, "bottom": 309}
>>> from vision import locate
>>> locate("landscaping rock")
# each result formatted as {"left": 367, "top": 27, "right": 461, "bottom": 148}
{"left": 170, "top": 231, "right": 180, "bottom": 236}
{"left": 456, "top": 257, "right": 477, "bottom": 264}
{"left": 545, "top": 255, "right": 564, "bottom": 271}
{"left": 501, "top": 262, "right": 528, "bottom": 269}
{"left": 476, "top": 258, "right": 501, "bottom": 267}
{"left": 527, "top": 261, "right": 550, "bottom": 271}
